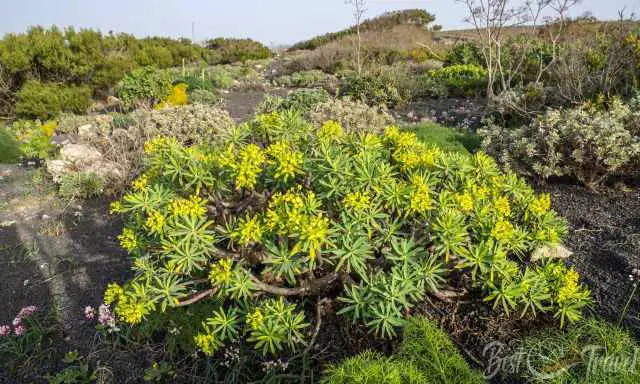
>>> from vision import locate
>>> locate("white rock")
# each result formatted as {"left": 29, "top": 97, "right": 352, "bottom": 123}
{"left": 60, "top": 144, "right": 103, "bottom": 165}
{"left": 77, "top": 124, "right": 96, "bottom": 138}
{"left": 531, "top": 244, "right": 573, "bottom": 262}
{"left": 46, "top": 159, "right": 73, "bottom": 183}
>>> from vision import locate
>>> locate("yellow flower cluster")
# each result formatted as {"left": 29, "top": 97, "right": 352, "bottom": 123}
{"left": 170, "top": 195, "right": 207, "bottom": 219}
{"left": 360, "top": 133, "right": 383, "bottom": 149}
{"left": 209, "top": 258, "right": 233, "bottom": 285}
{"left": 298, "top": 214, "right": 330, "bottom": 261}
{"left": 118, "top": 228, "right": 139, "bottom": 252}
{"left": 456, "top": 192, "right": 474, "bottom": 212}
{"left": 235, "top": 216, "right": 263, "bottom": 246}
{"left": 491, "top": 219, "right": 515, "bottom": 242}
{"left": 109, "top": 201, "right": 123, "bottom": 214}
{"left": 116, "top": 297, "right": 149, "bottom": 324}
{"left": 41, "top": 121, "right": 57, "bottom": 137}
{"left": 145, "top": 210, "right": 166, "bottom": 234}
{"left": 529, "top": 193, "right": 551, "bottom": 216}
{"left": 155, "top": 83, "right": 188, "bottom": 109}
{"left": 557, "top": 268, "right": 580, "bottom": 304}
{"left": 266, "top": 141, "right": 304, "bottom": 182}
{"left": 247, "top": 309, "right": 264, "bottom": 330}
{"left": 194, "top": 333, "right": 219, "bottom": 355}
{"left": 319, "top": 120, "right": 344, "bottom": 140}
{"left": 104, "top": 283, "right": 125, "bottom": 305}
{"left": 132, "top": 174, "right": 149, "bottom": 192}
{"left": 234, "top": 144, "right": 265, "bottom": 190}
{"left": 266, "top": 190, "right": 308, "bottom": 234}
{"left": 343, "top": 191, "right": 372, "bottom": 211}
{"left": 409, "top": 178, "right": 432, "bottom": 214}
{"left": 494, "top": 196, "right": 511, "bottom": 217}
{"left": 143, "top": 137, "right": 176, "bottom": 155}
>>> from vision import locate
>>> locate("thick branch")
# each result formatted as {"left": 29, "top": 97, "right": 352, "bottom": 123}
{"left": 251, "top": 272, "right": 341, "bottom": 297}
{"left": 175, "top": 288, "right": 216, "bottom": 307}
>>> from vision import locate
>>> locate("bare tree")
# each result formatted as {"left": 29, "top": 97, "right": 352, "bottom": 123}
{"left": 346, "top": 0, "right": 367, "bottom": 76}
{"left": 457, "top": 0, "right": 579, "bottom": 97}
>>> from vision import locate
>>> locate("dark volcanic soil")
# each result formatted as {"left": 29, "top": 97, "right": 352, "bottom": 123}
{"left": 537, "top": 182, "right": 640, "bottom": 331}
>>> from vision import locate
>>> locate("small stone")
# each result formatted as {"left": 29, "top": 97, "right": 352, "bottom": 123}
{"left": 531, "top": 244, "right": 573, "bottom": 262}
{"left": 23, "top": 280, "right": 29, "bottom": 286}
{"left": 42, "top": 214, "right": 51, "bottom": 220}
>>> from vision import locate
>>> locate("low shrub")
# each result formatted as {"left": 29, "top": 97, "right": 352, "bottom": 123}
{"left": 15, "top": 81, "right": 91, "bottom": 120}
{"left": 410, "top": 74, "right": 449, "bottom": 99}
{"left": 275, "top": 70, "right": 337, "bottom": 89}
{"left": 256, "top": 88, "right": 330, "bottom": 114}
{"left": 509, "top": 318, "right": 640, "bottom": 383}
{"left": 322, "top": 316, "right": 485, "bottom": 383}
{"left": 480, "top": 96, "right": 640, "bottom": 189}
{"left": 0, "top": 127, "right": 22, "bottom": 163}
{"left": 444, "top": 42, "right": 484, "bottom": 67}
{"left": 58, "top": 172, "right": 105, "bottom": 199}
{"left": 429, "top": 64, "right": 488, "bottom": 97}
{"left": 189, "top": 89, "right": 219, "bottom": 105}
{"left": 9, "top": 120, "right": 57, "bottom": 159}
{"left": 407, "top": 123, "right": 480, "bottom": 154}
{"left": 339, "top": 73, "right": 403, "bottom": 107}
{"left": 205, "top": 38, "right": 272, "bottom": 64}
{"left": 306, "top": 98, "right": 394, "bottom": 134}
{"left": 104, "top": 112, "right": 588, "bottom": 358}
{"left": 210, "top": 66, "right": 235, "bottom": 89}
{"left": 116, "top": 67, "right": 172, "bottom": 108}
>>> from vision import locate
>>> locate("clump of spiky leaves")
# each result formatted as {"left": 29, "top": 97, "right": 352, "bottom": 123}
{"left": 322, "top": 316, "right": 484, "bottom": 384}
{"left": 509, "top": 318, "right": 640, "bottom": 383}
{"left": 58, "top": 172, "right": 105, "bottom": 199}
{"left": 106, "top": 110, "right": 589, "bottom": 357}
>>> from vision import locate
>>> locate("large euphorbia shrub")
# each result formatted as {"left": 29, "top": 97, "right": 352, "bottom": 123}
{"left": 106, "top": 112, "right": 590, "bottom": 356}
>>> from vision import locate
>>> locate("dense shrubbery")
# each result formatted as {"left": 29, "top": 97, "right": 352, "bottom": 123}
{"left": 306, "top": 98, "right": 394, "bottom": 134}
{"left": 116, "top": 67, "right": 172, "bottom": 108}
{"left": 290, "top": 9, "right": 436, "bottom": 51}
{"left": 257, "top": 88, "right": 330, "bottom": 114}
{"left": 205, "top": 38, "right": 272, "bottom": 64}
{"left": 339, "top": 73, "right": 403, "bottom": 107}
{"left": 481, "top": 96, "right": 640, "bottom": 189}
{"left": 274, "top": 70, "right": 338, "bottom": 90}
{"left": 15, "top": 81, "right": 91, "bottom": 120}
{"left": 8, "top": 120, "right": 57, "bottom": 159}
{"left": 509, "top": 318, "right": 640, "bottom": 383}
{"left": 445, "top": 41, "right": 484, "bottom": 67}
{"left": 322, "top": 316, "right": 484, "bottom": 383}
{"left": 105, "top": 111, "right": 588, "bottom": 358}
{"left": 429, "top": 64, "right": 488, "bottom": 97}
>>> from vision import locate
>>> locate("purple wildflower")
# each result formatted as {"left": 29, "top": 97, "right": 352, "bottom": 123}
{"left": 98, "top": 304, "right": 116, "bottom": 329}
{"left": 16, "top": 305, "right": 38, "bottom": 319}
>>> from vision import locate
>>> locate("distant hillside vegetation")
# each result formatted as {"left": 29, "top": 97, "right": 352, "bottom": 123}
{"left": 289, "top": 9, "right": 437, "bottom": 51}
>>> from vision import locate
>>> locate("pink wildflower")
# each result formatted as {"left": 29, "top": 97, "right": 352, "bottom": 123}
{"left": 14, "top": 324, "right": 27, "bottom": 336}
{"left": 84, "top": 306, "right": 96, "bottom": 320}
{"left": 16, "top": 305, "right": 38, "bottom": 319}
{"left": 0, "top": 325, "right": 11, "bottom": 337}
{"left": 98, "top": 304, "right": 116, "bottom": 328}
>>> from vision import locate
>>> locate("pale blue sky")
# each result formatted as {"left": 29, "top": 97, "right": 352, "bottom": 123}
{"left": 1, "top": 0, "right": 638, "bottom": 45}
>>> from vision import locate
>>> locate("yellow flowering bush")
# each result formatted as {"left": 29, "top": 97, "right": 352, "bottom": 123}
{"left": 105, "top": 111, "right": 590, "bottom": 357}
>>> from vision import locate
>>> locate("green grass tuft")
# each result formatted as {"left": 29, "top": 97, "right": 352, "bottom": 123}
{"left": 406, "top": 123, "right": 481, "bottom": 154}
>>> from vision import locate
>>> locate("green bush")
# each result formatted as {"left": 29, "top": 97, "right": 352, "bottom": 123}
{"left": 116, "top": 67, "right": 172, "bottom": 108}
{"left": 480, "top": 96, "right": 640, "bottom": 189}
{"left": 15, "top": 81, "right": 91, "bottom": 120}
{"left": 0, "top": 127, "right": 22, "bottom": 163}
{"left": 210, "top": 66, "right": 235, "bottom": 89}
{"left": 205, "top": 38, "right": 272, "bottom": 64}
{"left": 104, "top": 111, "right": 588, "bottom": 357}
{"left": 322, "top": 317, "right": 485, "bottom": 384}
{"left": 429, "top": 64, "right": 488, "bottom": 97}
{"left": 408, "top": 123, "right": 480, "bottom": 154}
{"left": 189, "top": 89, "right": 219, "bottom": 105}
{"left": 58, "top": 172, "right": 105, "bottom": 199}
{"left": 510, "top": 318, "right": 640, "bottom": 383}
{"left": 9, "top": 120, "right": 57, "bottom": 159}
{"left": 339, "top": 73, "right": 403, "bottom": 107}
{"left": 275, "top": 70, "right": 336, "bottom": 89}
{"left": 306, "top": 98, "right": 394, "bottom": 134}
{"left": 256, "top": 88, "right": 330, "bottom": 114}
{"left": 445, "top": 42, "right": 484, "bottom": 67}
